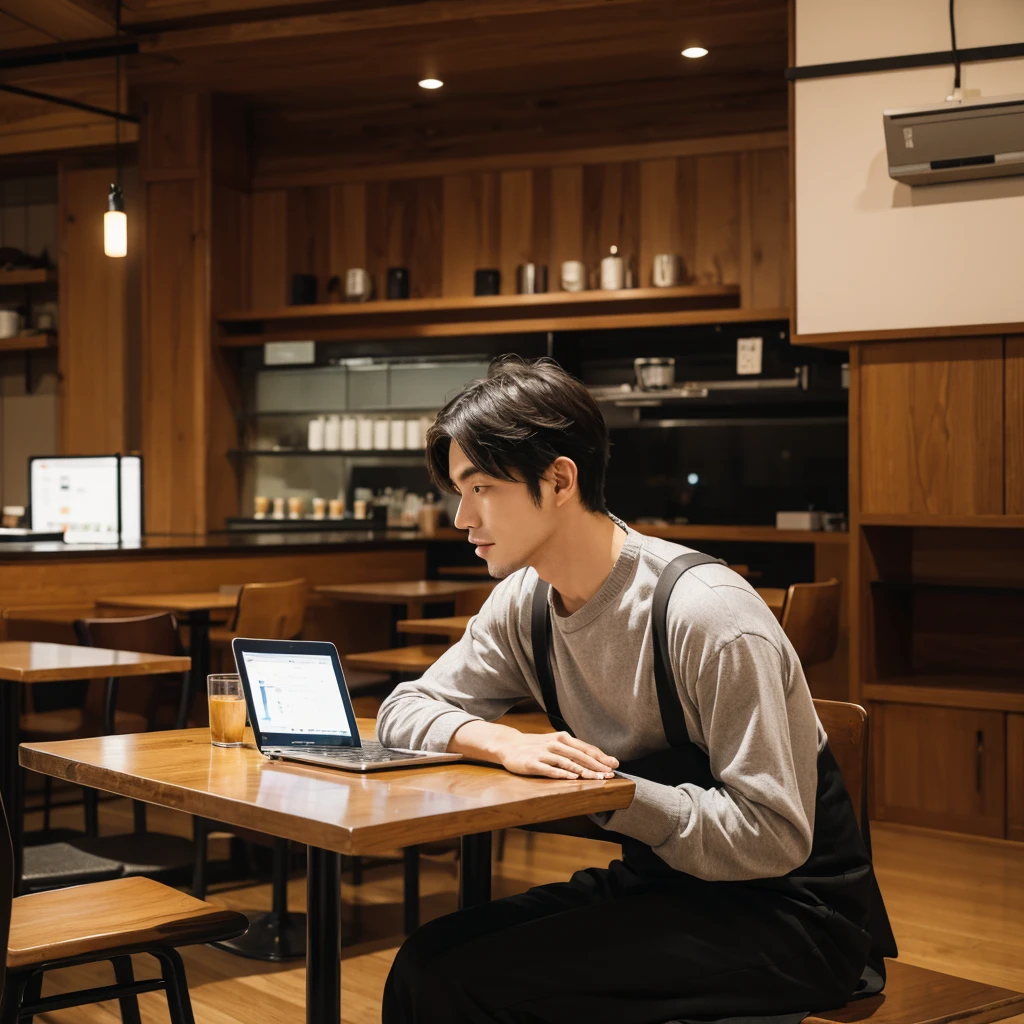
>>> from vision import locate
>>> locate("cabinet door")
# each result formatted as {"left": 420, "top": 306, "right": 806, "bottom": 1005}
{"left": 872, "top": 703, "right": 1005, "bottom": 838}
{"left": 1008, "top": 337, "right": 1024, "bottom": 515}
{"left": 859, "top": 340, "right": 1004, "bottom": 516}
{"left": 1009, "top": 713, "right": 1024, "bottom": 843}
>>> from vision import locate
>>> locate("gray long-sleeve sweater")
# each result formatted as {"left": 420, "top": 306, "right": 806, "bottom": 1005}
{"left": 376, "top": 525, "right": 826, "bottom": 882}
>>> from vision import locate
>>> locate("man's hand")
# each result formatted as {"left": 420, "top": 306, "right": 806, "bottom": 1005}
{"left": 449, "top": 720, "right": 619, "bottom": 780}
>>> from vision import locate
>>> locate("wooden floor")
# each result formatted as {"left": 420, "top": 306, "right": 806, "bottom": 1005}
{"left": 20, "top": 793, "right": 1024, "bottom": 1024}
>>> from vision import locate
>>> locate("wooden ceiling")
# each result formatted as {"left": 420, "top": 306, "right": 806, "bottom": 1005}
{"left": 0, "top": 0, "right": 788, "bottom": 170}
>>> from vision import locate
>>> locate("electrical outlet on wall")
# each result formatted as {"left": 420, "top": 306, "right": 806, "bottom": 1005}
{"left": 736, "top": 337, "right": 763, "bottom": 375}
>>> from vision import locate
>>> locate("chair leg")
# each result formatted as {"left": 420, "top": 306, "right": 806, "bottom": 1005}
{"left": 16, "top": 970, "right": 42, "bottom": 1024}
{"left": 111, "top": 956, "right": 143, "bottom": 1024}
{"left": 42, "top": 776, "right": 52, "bottom": 833}
{"left": 0, "top": 969, "right": 32, "bottom": 1024}
{"left": 349, "top": 854, "right": 363, "bottom": 886}
{"left": 84, "top": 787, "right": 99, "bottom": 837}
{"left": 191, "top": 817, "right": 208, "bottom": 899}
{"left": 403, "top": 846, "right": 420, "bottom": 935}
{"left": 152, "top": 949, "right": 196, "bottom": 1024}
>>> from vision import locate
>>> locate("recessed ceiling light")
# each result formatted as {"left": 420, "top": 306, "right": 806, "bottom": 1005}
{"left": 418, "top": 78, "right": 444, "bottom": 89}
{"left": 681, "top": 46, "right": 708, "bottom": 59}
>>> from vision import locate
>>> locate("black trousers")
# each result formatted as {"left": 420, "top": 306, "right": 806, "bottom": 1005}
{"left": 383, "top": 859, "right": 867, "bottom": 1024}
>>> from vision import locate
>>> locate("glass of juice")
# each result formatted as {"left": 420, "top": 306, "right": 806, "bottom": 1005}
{"left": 208, "top": 673, "right": 247, "bottom": 747}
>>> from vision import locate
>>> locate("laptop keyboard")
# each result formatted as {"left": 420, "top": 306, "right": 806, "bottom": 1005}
{"left": 315, "top": 743, "right": 418, "bottom": 763}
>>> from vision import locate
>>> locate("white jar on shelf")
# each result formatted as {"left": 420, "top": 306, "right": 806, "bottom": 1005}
{"left": 405, "top": 418, "right": 421, "bottom": 449}
{"left": 373, "top": 417, "right": 390, "bottom": 449}
{"left": 356, "top": 417, "right": 373, "bottom": 450}
{"left": 390, "top": 418, "right": 406, "bottom": 449}
{"left": 341, "top": 416, "right": 357, "bottom": 451}
{"left": 307, "top": 416, "right": 325, "bottom": 451}
{"left": 324, "top": 414, "right": 341, "bottom": 450}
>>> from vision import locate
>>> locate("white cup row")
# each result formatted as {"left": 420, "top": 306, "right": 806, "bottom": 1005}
{"left": 307, "top": 415, "right": 432, "bottom": 451}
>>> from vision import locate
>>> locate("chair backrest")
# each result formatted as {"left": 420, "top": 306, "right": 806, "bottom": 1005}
{"left": 782, "top": 578, "right": 841, "bottom": 670}
{"left": 74, "top": 612, "right": 182, "bottom": 728}
{"left": 232, "top": 579, "right": 307, "bottom": 639}
{"left": 813, "top": 697, "right": 868, "bottom": 833}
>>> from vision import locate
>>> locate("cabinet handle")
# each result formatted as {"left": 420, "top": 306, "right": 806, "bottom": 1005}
{"left": 976, "top": 730, "right": 984, "bottom": 794}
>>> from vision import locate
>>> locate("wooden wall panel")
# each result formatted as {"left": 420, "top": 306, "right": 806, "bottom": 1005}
{"left": 1009, "top": 713, "right": 1024, "bottom": 843}
{"left": 58, "top": 164, "right": 127, "bottom": 454}
{"left": 694, "top": 153, "right": 740, "bottom": 286}
{"left": 548, "top": 165, "right": 583, "bottom": 275}
{"left": 249, "top": 190, "right": 287, "bottom": 308}
{"left": 859, "top": 340, "right": 1005, "bottom": 516}
{"left": 1007, "top": 336, "right": 1024, "bottom": 515}
{"left": 242, "top": 137, "right": 788, "bottom": 310}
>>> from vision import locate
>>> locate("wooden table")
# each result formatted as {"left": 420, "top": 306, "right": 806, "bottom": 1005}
{"left": 316, "top": 579, "right": 493, "bottom": 620}
{"left": 20, "top": 723, "right": 633, "bottom": 1024}
{"left": 396, "top": 615, "right": 471, "bottom": 641}
{"left": 0, "top": 641, "right": 190, "bottom": 890}
{"left": 96, "top": 592, "right": 239, "bottom": 707}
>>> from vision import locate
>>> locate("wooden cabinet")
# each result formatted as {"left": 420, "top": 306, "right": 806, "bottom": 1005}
{"left": 859, "top": 340, "right": 1004, "bottom": 516}
{"left": 1007, "top": 337, "right": 1024, "bottom": 515}
{"left": 872, "top": 703, "right": 1006, "bottom": 838}
{"left": 1009, "top": 713, "right": 1024, "bottom": 843}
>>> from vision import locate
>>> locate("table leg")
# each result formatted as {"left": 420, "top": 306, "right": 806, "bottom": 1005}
{"left": 188, "top": 610, "right": 212, "bottom": 708}
{"left": 1, "top": 682, "right": 23, "bottom": 893}
{"left": 306, "top": 845, "right": 341, "bottom": 1024}
{"left": 459, "top": 832, "right": 492, "bottom": 909}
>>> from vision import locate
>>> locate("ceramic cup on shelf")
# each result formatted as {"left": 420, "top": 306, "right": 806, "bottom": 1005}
{"left": 516, "top": 263, "right": 548, "bottom": 294}
{"left": 559, "top": 260, "right": 587, "bottom": 292}
{"left": 353, "top": 498, "right": 368, "bottom": 520}
{"left": 390, "top": 418, "right": 406, "bottom": 449}
{"left": 312, "top": 497, "right": 327, "bottom": 520}
{"left": 373, "top": 417, "right": 391, "bottom": 450}
{"left": 287, "top": 496, "right": 304, "bottom": 520}
{"left": 356, "top": 417, "right": 374, "bottom": 450}
{"left": 344, "top": 268, "right": 373, "bottom": 302}
{"left": 652, "top": 254, "right": 684, "bottom": 288}
{"left": 600, "top": 246, "right": 625, "bottom": 290}
{"left": 307, "top": 416, "right": 326, "bottom": 451}
{"left": 253, "top": 495, "right": 269, "bottom": 520}
{"left": 341, "top": 416, "right": 357, "bottom": 451}
{"left": 272, "top": 497, "right": 286, "bottom": 520}
{"left": 386, "top": 267, "right": 410, "bottom": 300}
{"left": 328, "top": 497, "right": 345, "bottom": 519}
{"left": 474, "top": 268, "right": 501, "bottom": 296}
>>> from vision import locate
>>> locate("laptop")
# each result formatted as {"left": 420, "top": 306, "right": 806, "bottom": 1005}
{"left": 231, "top": 637, "right": 463, "bottom": 772}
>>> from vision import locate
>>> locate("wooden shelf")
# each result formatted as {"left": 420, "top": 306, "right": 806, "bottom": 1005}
{"left": 864, "top": 678, "right": 1024, "bottom": 714}
{"left": 0, "top": 269, "right": 56, "bottom": 286}
{"left": 228, "top": 448, "right": 425, "bottom": 458}
{"left": 860, "top": 513, "right": 1024, "bottom": 529}
{"left": 631, "top": 523, "right": 849, "bottom": 545}
{"left": 216, "top": 288, "right": 786, "bottom": 346}
{"left": 0, "top": 334, "right": 56, "bottom": 354}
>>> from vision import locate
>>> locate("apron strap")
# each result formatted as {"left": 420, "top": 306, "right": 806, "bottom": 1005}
{"left": 530, "top": 551, "right": 723, "bottom": 743}
{"left": 652, "top": 553, "right": 724, "bottom": 748}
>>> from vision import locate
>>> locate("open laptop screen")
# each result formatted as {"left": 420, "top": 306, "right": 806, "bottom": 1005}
{"left": 239, "top": 649, "right": 353, "bottom": 738}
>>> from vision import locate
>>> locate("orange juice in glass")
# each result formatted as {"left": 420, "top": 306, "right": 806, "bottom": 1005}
{"left": 208, "top": 673, "right": 246, "bottom": 746}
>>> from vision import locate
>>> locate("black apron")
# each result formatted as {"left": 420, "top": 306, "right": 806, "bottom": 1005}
{"left": 530, "top": 552, "right": 898, "bottom": 1008}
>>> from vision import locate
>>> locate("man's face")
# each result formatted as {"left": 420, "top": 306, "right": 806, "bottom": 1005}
{"left": 449, "top": 441, "right": 556, "bottom": 578}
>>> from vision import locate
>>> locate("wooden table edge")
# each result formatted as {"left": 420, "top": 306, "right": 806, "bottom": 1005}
{"left": 18, "top": 742, "right": 634, "bottom": 856}
{"left": 0, "top": 655, "right": 191, "bottom": 683}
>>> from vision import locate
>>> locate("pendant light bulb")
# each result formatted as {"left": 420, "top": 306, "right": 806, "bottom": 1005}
{"left": 104, "top": 183, "right": 127, "bottom": 258}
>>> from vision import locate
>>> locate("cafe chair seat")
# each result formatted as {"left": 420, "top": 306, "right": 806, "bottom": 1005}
{"left": 19, "top": 707, "right": 148, "bottom": 741}
{"left": 21, "top": 842, "right": 124, "bottom": 891}
{"left": 7, "top": 876, "right": 246, "bottom": 970}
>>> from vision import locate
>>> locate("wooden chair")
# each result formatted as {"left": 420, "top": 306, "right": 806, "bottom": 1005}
{"left": 1, "top": 792, "right": 246, "bottom": 1024}
{"left": 208, "top": 578, "right": 308, "bottom": 648}
{"left": 780, "top": 578, "right": 841, "bottom": 672}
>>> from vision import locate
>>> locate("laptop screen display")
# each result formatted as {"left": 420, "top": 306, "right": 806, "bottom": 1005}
{"left": 239, "top": 650, "right": 353, "bottom": 737}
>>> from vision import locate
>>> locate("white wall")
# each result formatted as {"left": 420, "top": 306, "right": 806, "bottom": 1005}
{"left": 795, "top": 0, "right": 1024, "bottom": 335}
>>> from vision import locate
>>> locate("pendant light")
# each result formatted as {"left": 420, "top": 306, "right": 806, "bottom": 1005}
{"left": 104, "top": 1, "right": 127, "bottom": 258}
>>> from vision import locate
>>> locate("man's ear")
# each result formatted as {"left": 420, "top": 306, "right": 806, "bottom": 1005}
{"left": 550, "top": 456, "right": 579, "bottom": 506}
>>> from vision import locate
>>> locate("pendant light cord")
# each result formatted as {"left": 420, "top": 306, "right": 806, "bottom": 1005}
{"left": 949, "top": 0, "right": 961, "bottom": 90}
{"left": 114, "top": 0, "right": 122, "bottom": 186}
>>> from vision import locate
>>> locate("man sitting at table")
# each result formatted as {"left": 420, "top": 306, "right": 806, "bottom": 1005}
{"left": 376, "top": 355, "right": 895, "bottom": 1024}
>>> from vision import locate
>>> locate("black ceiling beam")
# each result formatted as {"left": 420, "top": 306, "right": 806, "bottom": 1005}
{"left": 0, "top": 37, "right": 138, "bottom": 72}
{"left": 786, "top": 40, "right": 1024, "bottom": 80}
{"left": 0, "top": 82, "right": 139, "bottom": 124}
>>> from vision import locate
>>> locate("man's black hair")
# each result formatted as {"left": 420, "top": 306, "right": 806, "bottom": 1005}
{"left": 425, "top": 354, "right": 610, "bottom": 513}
